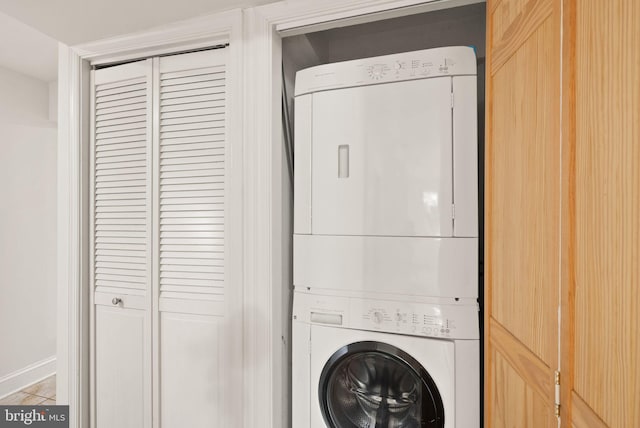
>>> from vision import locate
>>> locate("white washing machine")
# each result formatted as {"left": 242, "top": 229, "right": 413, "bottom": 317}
{"left": 293, "top": 46, "right": 479, "bottom": 301}
{"left": 292, "top": 291, "right": 479, "bottom": 428}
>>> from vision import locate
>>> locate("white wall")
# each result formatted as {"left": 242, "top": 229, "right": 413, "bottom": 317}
{"left": 0, "top": 65, "right": 57, "bottom": 397}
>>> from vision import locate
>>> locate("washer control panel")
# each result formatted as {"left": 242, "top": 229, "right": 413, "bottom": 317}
{"left": 294, "top": 291, "right": 479, "bottom": 340}
{"left": 295, "top": 46, "right": 477, "bottom": 96}
{"left": 353, "top": 299, "right": 478, "bottom": 340}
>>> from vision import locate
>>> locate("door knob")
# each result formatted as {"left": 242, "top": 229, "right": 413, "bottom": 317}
{"left": 112, "top": 297, "right": 122, "bottom": 306}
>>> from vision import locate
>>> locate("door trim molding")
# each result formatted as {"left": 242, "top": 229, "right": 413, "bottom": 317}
{"left": 57, "top": 45, "right": 89, "bottom": 428}
{"left": 73, "top": 13, "right": 236, "bottom": 66}
{"left": 57, "top": 10, "right": 243, "bottom": 428}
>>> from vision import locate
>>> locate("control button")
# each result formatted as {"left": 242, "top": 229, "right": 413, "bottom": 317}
{"left": 426, "top": 327, "right": 432, "bottom": 334}
{"left": 372, "top": 311, "right": 383, "bottom": 324}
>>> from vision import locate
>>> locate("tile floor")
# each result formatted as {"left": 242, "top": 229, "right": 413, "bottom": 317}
{"left": 0, "top": 375, "right": 56, "bottom": 405}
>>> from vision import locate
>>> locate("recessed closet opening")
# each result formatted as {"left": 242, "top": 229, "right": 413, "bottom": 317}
{"left": 280, "top": 2, "right": 486, "bottom": 426}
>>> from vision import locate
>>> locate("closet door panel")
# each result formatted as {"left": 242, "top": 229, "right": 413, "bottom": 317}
{"left": 91, "top": 59, "right": 153, "bottom": 428}
{"left": 154, "top": 48, "right": 232, "bottom": 428}
{"left": 159, "top": 313, "right": 223, "bottom": 428}
{"left": 95, "top": 305, "right": 150, "bottom": 428}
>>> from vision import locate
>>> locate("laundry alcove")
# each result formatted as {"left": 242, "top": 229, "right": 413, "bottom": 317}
{"left": 280, "top": 5, "right": 486, "bottom": 427}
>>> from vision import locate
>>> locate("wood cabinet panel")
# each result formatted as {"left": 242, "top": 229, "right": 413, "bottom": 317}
{"left": 486, "top": 0, "right": 561, "bottom": 425}
{"left": 492, "top": 0, "right": 531, "bottom": 44}
{"left": 489, "top": 15, "right": 560, "bottom": 367}
{"left": 491, "top": 350, "right": 556, "bottom": 428}
{"left": 489, "top": 318, "right": 554, "bottom": 402}
{"left": 491, "top": 0, "right": 553, "bottom": 73}
{"left": 573, "top": 1, "right": 640, "bottom": 426}
{"left": 571, "top": 391, "right": 608, "bottom": 428}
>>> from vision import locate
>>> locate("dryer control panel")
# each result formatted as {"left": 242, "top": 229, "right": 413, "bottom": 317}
{"left": 293, "top": 290, "right": 479, "bottom": 340}
{"left": 295, "top": 46, "right": 477, "bottom": 96}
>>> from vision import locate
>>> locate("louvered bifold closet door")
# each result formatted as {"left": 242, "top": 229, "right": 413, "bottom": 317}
{"left": 91, "top": 60, "right": 153, "bottom": 428}
{"left": 154, "top": 48, "right": 228, "bottom": 427}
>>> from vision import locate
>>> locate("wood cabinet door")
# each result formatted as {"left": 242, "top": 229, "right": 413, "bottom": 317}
{"left": 488, "top": 0, "right": 640, "bottom": 426}
{"left": 561, "top": 0, "right": 640, "bottom": 426}
{"left": 485, "top": 0, "right": 562, "bottom": 426}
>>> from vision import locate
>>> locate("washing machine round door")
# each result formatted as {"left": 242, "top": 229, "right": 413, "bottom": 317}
{"left": 319, "top": 341, "right": 444, "bottom": 428}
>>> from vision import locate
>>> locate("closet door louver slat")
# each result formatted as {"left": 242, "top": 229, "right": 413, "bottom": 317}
{"left": 157, "top": 51, "right": 227, "bottom": 313}
{"left": 93, "top": 63, "right": 151, "bottom": 294}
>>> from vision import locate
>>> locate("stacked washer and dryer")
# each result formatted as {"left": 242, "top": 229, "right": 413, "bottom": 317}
{"left": 291, "top": 46, "right": 480, "bottom": 428}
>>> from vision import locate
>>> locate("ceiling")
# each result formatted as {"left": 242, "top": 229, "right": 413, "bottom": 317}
{"left": 0, "top": 0, "right": 282, "bottom": 82}
{"left": 0, "top": 11, "right": 58, "bottom": 82}
{"left": 0, "top": 0, "right": 278, "bottom": 46}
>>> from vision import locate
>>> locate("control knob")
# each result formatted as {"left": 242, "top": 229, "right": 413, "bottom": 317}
{"left": 368, "top": 64, "right": 387, "bottom": 80}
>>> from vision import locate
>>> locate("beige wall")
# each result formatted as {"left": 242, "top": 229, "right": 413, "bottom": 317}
{"left": 0, "top": 64, "right": 57, "bottom": 397}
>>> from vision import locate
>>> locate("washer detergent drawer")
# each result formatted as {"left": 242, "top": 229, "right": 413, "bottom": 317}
{"left": 310, "top": 77, "right": 453, "bottom": 237}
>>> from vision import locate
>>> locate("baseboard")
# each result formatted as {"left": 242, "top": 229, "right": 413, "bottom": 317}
{"left": 0, "top": 356, "right": 56, "bottom": 399}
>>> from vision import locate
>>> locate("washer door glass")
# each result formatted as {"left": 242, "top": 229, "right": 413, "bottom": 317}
{"left": 319, "top": 341, "right": 444, "bottom": 428}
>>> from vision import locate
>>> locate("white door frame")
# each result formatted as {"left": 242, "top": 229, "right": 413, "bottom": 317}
{"left": 58, "top": 1, "right": 484, "bottom": 427}
{"left": 57, "top": 10, "right": 243, "bottom": 428}
{"left": 242, "top": 1, "right": 483, "bottom": 427}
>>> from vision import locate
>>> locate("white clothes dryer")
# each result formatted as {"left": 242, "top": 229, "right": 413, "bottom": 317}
{"left": 293, "top": 46, "right": 479, "bottom": 300}
{"left": 292, "top": 290, "right": 480, "bottom": 428}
